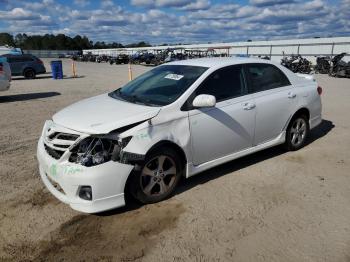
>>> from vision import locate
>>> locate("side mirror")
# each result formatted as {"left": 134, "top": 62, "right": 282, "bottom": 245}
{"left": 192, "top": 94, "right": 216, "bottom": 108}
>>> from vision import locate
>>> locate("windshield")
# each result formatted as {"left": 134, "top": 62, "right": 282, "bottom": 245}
{"left": 109, "top": 65, "right": 208, "bottom": 106}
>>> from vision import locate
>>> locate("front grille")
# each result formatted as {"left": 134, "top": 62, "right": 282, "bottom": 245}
{"left": 56, "top": 133, "right": 79, "bottom": 141}
{"left": 53, "top": 144, "right": 70, "bottom": 149}
{"left": 44, "top": 129, "right": 80, "bottom": 160}
{"left": 44, "top": 144, "right": 64, "bottom": 159}
{"left": 48, "top": 132, "right": 59, "bottom": 140}
{"left": 48, "top": 132, "right": 79, "bottom": 141}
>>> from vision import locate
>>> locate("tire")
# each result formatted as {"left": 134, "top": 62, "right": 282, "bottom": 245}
{"left": 24, "top": 69, "right": 36, "bottom": 79}
{"left": 129, "top": 147, "right": 183, "bottom": 204}
{"left": 284, "top": 114, "right": 310, "bottom": 151}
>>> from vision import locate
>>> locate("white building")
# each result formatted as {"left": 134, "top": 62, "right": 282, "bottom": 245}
{"left": 83, "top": 36, "right": 350, "bottom": 64}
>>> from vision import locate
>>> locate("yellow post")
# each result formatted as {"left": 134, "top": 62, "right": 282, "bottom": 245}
{"left": 128, "top": 63, "right": 133, "bottom": 81}
{"left": 71, "top": 59, "right": 77, "bottom": 78}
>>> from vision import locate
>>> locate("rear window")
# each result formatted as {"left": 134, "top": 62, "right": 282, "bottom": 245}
{"left": 8, "top": 55, "right": 34, "bottom": 63}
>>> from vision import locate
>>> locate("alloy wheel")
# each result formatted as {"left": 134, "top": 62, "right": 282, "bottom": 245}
{"left": 140, "top": 155, "right": 177, "bottom": 196}
{"left": 290, "top": 118, "right": 307, "bottom": 147}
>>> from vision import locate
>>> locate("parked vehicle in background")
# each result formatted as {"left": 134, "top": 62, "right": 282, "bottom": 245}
{"left": 130, "top": 51, "right": 155, "bottom": 65}
{"left": 1, "top": 54, "right": 46, "bottom": 79}
{"left": 109, "top": 54, "right": 129, "bottom": 65}
{"left": 96, "top": 55, "right": 110, "bottom": 63}
{"left": 281, "top": 55, "right": 311, "bottom": 74}
{"left": 258, "top": 55, "right": 271, "bottom": 60}
{"left": 0, "top": 46, "right": 22, "bottom": 56}
{"left": 315, "top": 56, "right": 331, "bottom": 74}
{"left": 37, "top": 57, "right": 322, "bottom": 213}
{"left": 0, "top": 59, "right": 11, "bottom": 91}
{"left": 329, "top": 53, "right": 350, "bottom": 78}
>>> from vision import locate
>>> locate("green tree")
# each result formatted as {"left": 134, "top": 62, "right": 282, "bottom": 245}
{"left": 0, "top": 32, "right": 149, "bottom": 50}
{"left": 0, "top": 33, "right": 15, "bottom": 46}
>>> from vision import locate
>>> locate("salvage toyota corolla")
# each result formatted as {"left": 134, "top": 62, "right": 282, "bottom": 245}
{"left": 37, "top": 58, "right": 322, "bottom": 213}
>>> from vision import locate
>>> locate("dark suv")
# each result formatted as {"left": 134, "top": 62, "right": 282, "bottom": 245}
{"left": 1, "top": 54, "right": 46, "bottom": 79}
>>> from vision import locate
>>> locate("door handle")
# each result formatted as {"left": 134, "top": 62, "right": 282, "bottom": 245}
{"left": 243, "top": 102, "right": 256, "bottom": 110}
{"left": 288, "top": 92, "right": 296, "bottom": 98}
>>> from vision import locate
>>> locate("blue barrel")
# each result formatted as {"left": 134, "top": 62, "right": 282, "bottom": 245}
{"left": 50, "top": 60, "right": 63, "bottom": 79}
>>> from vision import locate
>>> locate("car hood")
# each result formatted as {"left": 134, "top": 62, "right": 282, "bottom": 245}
{"left": 52, "top": 93, "right": 161, "bottom": 134}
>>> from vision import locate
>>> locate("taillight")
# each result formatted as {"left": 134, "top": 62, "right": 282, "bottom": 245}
{"left": 317, "top": 86, "right": 323, "bottom": 95}
{"left": 37, "top": 59, "right": 43, "bottom": 64}
{"left": 0, "top": 64, "right": 3, "bottom": 74}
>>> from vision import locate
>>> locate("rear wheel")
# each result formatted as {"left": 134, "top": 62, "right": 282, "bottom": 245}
{"left": 130, "top": 148, "right": 182, "bottom": 204}
{"left": 285, "top": 115, "right": 309, "bottom": 151}
{"left": 24, "top": 69, "right": 36, "bottom": 79}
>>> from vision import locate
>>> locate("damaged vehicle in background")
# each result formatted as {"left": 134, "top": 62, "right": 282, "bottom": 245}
{"left": 329, "top": 52, "right": 350, "bottom": 78}
{"left": 37, "top": 58, "right": 322, "bottom": 213}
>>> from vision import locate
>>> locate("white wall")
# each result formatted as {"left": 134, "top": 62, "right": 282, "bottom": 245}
{"left": 83, "top": 36, "right": 350, "bottom": 64}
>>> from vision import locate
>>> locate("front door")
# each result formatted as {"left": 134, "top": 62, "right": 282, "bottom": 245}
{"left": 7, "top": 56, "right": 25, "bottom": 75}
{"left": 188, "top": 65, "right": 256, "bottom": 165}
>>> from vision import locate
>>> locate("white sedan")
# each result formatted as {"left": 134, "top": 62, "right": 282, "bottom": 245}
{"left": 37, "top": 58, "right": 322, "bottom": 213}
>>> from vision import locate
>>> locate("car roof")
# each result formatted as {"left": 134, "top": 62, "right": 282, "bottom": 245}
{"left": 1, "top": 54, "right": 32, "bottom": 57}
{"left": 166, "top": 57, "right": 275, "bottom": 68}
{"left": 165, "top": 56, "right": 307, "bottom": 86}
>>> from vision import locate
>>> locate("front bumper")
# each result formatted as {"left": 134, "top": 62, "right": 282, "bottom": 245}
{"left": 37, "top": 136, "right": 134, "bottom": 213}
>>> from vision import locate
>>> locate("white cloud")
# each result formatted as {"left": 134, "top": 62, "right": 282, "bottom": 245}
{"left": 177, "top": 0, "right": 210, "bottom": 11}
{"left": 131, "top": 0, "right": 193, "bottom": 8}
{"left": 1, "top": 0, "right": 349, "bottom": 44}
{"left": 249, "top": 0, "right": 295, "bottom": 6}
{"left": 74, "top": 0, "right": 90, "bottom": 7}
{"left": 0, "top": 8, "right": 40, "bottom": 20}
{"left": 101, "top": 0, "right": 114, "bottom": 8}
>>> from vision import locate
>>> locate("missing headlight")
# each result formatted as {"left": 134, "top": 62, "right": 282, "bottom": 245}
{"left": 69, "top": 137, "right": 117, "bottom": 167}
{"left": 69, "top": 136, "right": 133, "bottom": 167}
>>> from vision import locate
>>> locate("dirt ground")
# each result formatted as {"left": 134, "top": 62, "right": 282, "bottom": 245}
{"left": 0, "top": 59, "right": 349, "bottom": 262}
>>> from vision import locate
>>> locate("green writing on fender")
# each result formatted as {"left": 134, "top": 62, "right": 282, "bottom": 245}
{"left": 50, "top": 164, "right": 83, "bottom": 176}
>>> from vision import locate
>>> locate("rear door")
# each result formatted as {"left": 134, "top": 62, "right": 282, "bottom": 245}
{"left": 244, "top": 63, "right": 297, "bottom": 145}
{"left": 188, "top": 65, "right": 256, "bottom": 165}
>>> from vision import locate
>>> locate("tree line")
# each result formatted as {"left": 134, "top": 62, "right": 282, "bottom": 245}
{"left": 0, "top": 33, "right": 151, "bottom": 50}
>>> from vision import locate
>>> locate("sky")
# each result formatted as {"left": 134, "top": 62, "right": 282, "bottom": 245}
{"left": 0, "top": 0, "right": 349, "bottom": 45}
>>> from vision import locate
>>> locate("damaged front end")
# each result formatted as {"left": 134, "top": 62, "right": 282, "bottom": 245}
{"left": 68, "top": 127, "right": 145, "bottom": 167}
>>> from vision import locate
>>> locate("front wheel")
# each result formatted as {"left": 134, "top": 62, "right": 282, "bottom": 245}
{"left": 285, "top": 115, "right": 309, "bottom": 151}
{"left": 129, "top": 148, "right": 182, "bottom": 204}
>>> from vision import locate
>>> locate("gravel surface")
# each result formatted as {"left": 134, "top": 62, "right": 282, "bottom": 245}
{"left": 0, "top": 59, "right": 349, "bottom": 262}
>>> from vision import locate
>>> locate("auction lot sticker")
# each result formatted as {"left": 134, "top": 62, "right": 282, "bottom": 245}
{"left": 164, "top": 74, "right": 184, "bottom": 80}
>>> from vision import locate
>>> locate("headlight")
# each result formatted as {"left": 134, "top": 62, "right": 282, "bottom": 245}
{"left": 69, "top": 136, "right": 132, "bottom": 167}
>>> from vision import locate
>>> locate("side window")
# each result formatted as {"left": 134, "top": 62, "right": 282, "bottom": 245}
{"left": 195, "top": 65, "right": 245, "bottom": 102}
{"left": 7, "top": 56, "right": 16, "bottom": 63}
{"left": 8, "top": 56, "right": 23, "bottom": 63}
{"left": 246, "top": 63, "right": 291, "bottom": 93}
{"left": 23, "top": 56, "right": 34, "bottom": 62}
{"left": 8, "top": 56, "right": 33, "bottom": 63}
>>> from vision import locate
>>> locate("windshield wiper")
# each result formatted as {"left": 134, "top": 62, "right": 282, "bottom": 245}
{"left": 110, "top": 90, "right": 158, "bottom": 106}
{"left": 109, "top": 89, "right": 129, "bottom": 102}
{"left": 131, "top": 95, "right": 159, "bottom": 107}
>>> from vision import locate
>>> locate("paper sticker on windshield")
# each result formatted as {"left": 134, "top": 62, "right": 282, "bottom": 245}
{"left": 164, "top": 74, "right": 184, "bottom": 81}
